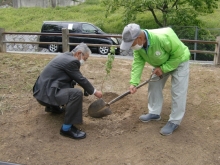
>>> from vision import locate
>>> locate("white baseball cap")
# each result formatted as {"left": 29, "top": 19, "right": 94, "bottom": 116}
{"left": 120, "top": 23, "right": 141, "bottom": 50}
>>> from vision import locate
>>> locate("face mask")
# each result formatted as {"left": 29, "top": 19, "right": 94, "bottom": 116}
{"left": 80, "top": 53, "right": 85, "bottom": 65}
{"left": 131, "top": 44, "right": 143, "bottom": 50}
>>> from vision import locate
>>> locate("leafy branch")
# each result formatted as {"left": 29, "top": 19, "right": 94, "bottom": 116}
{"left": 100, "top": 46, "right": 115, "bottom": 92}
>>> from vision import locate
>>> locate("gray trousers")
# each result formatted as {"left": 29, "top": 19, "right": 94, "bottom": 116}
{"left": 148, "top": 61, "right": 189, "bottom": 125}
{"left": 38, "top": 88, "right": 83, "bottom": 125}
{"left": 63, "top": 88, "right": 83, "bottom": 125}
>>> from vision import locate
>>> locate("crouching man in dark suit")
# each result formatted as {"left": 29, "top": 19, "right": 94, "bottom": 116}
{"left": 33, "top": 43, "right": 102, "bottom": 140}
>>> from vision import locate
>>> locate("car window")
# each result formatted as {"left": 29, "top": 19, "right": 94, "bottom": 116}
{"left": 81, "top": 24, "right": 97, "bottom": 34}
{"left": 67, "top": 23, "right": 79, "bottom": 33}
{"left": 43, "top": 24, "right": 62, "bottom": 32}
{"left": 94, "top": 26, "right": 104, "bottom": 33}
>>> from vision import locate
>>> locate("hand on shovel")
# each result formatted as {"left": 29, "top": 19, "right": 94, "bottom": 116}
{"left": 153, "top": 67, "right": 163, "bottom": 77}
{"left": 129, "top": 85, "right": 137, "bottom": 94}
{"left": 94, "top": 90, "right": 102, "bottom": 98}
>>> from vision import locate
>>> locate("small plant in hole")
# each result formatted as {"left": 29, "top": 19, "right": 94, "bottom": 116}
{"left": 101, "top": 46, "right": 115, "bottom": 92}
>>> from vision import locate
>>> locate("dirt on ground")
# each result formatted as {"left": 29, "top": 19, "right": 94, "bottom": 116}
{"left": 0, "top": 53, "right": 220, "bottom": 165}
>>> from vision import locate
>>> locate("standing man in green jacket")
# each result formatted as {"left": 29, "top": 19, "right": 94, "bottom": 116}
{"left": 120, "top": 23, "right": 190, "bottom": 135}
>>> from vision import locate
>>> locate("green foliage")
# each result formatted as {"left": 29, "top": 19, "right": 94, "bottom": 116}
{"left": 172, "top": 25, "right": 217, "bottom": 61}
{"left": 83, "top": 0, "right": 100, "bottom": 5}
{"left": 0, "top": 0, "right": 123, "bottom": 33}
{"left": 105, "top": 46, "right": 115, "bottom": 75}
{"left": 169, "top": 9, "right": 202, "bottom": 27}
{"left": 0, "top": 0, "right": 219, "bottom": 61}
{"left": 0, "top": 0, "right": 219, "bottom": 33}
{"left": 102, "top": 0, "right": 220, "bottom": 27}
{"left": 101, "top": 46, "right": 115, "bottom": 91}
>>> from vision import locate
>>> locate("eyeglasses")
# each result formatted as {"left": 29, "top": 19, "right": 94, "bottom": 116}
{"left": 81, "top": 52, "right": 88, "bottom": 61}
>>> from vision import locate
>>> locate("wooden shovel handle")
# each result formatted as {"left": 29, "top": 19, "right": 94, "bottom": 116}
{"left": 107, "top": 74, "right": 160, "bottom": 106}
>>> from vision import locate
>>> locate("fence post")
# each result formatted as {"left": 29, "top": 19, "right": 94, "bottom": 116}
{"left": 214, "top": 36, "right": 220, "bottom": 65}
{"left": 0, "top": 28, "right": 6, "bottom": 53}
{"left": 194, "top": 26, "right": 198, "bottom": 60}
{"left": 62, "top": 28, "right": 69, "bottom": 53}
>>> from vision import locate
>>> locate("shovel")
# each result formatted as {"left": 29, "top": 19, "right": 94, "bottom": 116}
{"left": 88, "top": 74, "right": 162, "bottom": 118}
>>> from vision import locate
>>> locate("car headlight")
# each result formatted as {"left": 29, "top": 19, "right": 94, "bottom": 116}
{"left": 111, "top": 37, "right": 119, "bottom": 44}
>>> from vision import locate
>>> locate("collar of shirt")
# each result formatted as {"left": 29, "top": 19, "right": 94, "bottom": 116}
{"left": 143, "top": 30, "right": 150, "bottom": 51}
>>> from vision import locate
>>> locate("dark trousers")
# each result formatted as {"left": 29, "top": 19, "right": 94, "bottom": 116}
{"left": 37, "top": 99, "right": 61, "bottom": 111}
{"left": 37, "top": 88, "right": 83, "bottom": 125}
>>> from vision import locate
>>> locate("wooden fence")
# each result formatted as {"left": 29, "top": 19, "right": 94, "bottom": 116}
{"left": 0, "top": 28, "right": 219, "bottom": 65}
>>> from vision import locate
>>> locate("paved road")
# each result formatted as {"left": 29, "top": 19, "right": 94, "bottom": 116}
{"left": 7, "top": 51, "right": 213, "bottom": 64}
{"left": 7, "top": 51, "right": 134, "bottom": 60}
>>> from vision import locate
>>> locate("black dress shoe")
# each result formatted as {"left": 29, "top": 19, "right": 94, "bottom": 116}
{"left": 45, "top": 106, "right": 64, "bottom": 114}
{"left": 60, "top": 125, "right": 86, "bottom": 139}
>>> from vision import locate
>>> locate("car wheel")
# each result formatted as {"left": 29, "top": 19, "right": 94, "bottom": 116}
{"left": 48, "top": 44, "right": 59, "bottom": 52}
{"left": 98, "top": 46, "right": 109, "bottom": 55}
{"left": 115, "top": 49, "right": 120, "bottom": 55}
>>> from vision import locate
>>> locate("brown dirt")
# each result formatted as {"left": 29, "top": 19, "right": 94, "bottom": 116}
{"left": 0, "top": 53, "right": 220, "bottom": 165}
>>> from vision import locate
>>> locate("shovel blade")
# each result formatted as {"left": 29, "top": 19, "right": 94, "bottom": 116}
{"left": 88, "top": 99, "right": 112, "bottom": 118}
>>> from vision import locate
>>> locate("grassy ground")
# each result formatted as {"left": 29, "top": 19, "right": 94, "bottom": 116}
{"left": 0, "top": 0, "right": 220, "bottom": 33}
{"left": 0, "top": 0, "right": 124, "bottom": 33}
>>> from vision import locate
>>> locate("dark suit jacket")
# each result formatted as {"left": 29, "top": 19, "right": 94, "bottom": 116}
{"left": 33, "top": 52, "right": 94, "bottom": 106}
